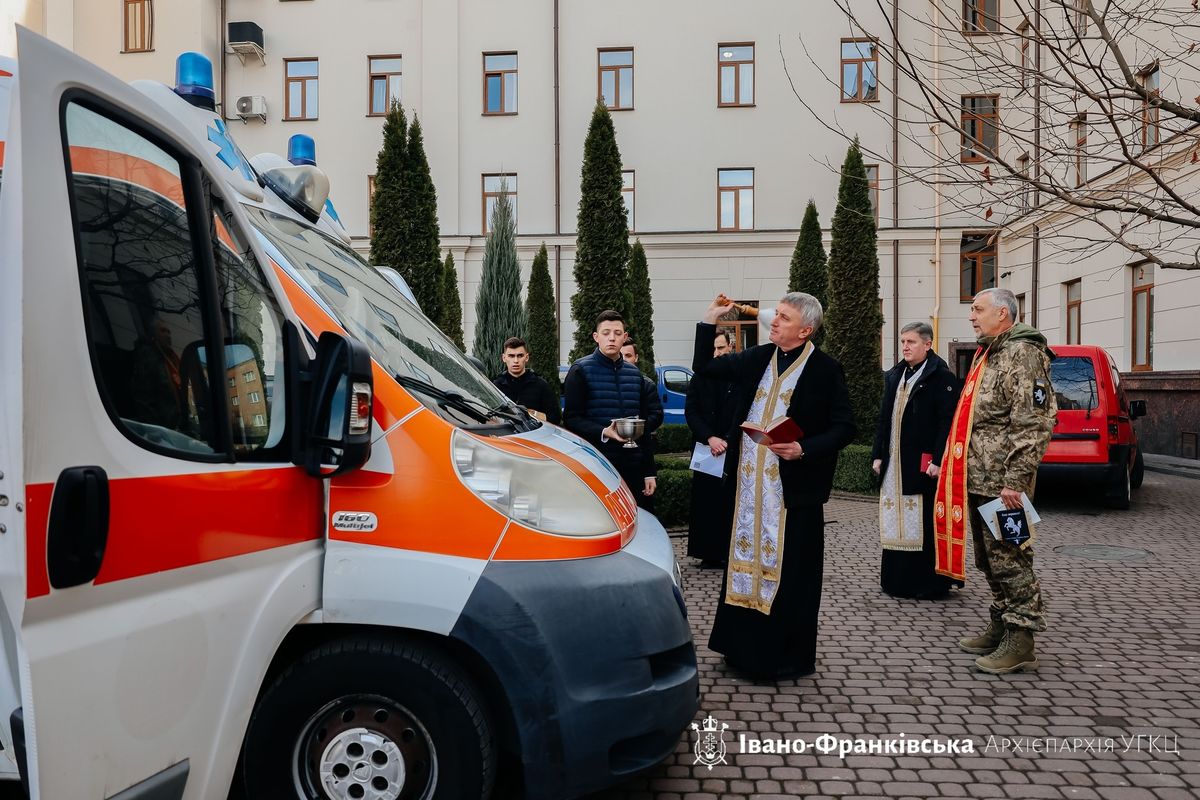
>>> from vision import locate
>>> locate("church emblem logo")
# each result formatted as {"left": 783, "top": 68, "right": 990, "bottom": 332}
{"left": 691, "top": 714, "right": 730, "bottom": 770}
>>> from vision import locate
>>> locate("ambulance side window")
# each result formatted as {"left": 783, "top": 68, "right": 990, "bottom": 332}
{"left": 210, "top": 202, "right": 287, "bottom": 460}
{"left": 64, "top": 101, "right": 217, "bottom": 457}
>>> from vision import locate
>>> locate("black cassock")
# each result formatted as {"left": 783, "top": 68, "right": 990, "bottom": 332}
{"left": 709, "top": 505, "right": 825, "bottom": 676}
{"left": 684, "top": 371, "right": 738, "bottom": 563}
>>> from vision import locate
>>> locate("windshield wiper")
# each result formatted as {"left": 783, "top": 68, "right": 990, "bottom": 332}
{"left": 394, "top": 375, "right": 523, "bottom": 428}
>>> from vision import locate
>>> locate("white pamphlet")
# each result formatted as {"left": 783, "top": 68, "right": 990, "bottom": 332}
{"left": 976, "top": 493, "right": 1041, "bottom": 540}
{"left": 689, "top": 443, "right": 727, "bottom": 478}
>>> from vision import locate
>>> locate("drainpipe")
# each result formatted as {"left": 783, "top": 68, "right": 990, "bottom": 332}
{"left": 218, "top": 0, "right": 226, "bottom": 119}
{"left": 1031, "top": 0, "right": 1042, "bottom": 327}
{"left": 930, "top": 0, "right": 943, "bottom": 348}
{"left": 891, "top": 0, "right": 901, "bottom": 364}
{"left": 553, "top": 0, "right": 562, "bottom": 363}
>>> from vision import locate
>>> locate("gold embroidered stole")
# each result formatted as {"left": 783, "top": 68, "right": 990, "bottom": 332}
{"left": 933, "top": 347, "right": 989, "bottom": 580}
{"left": 879, "top": 377, "right": 923, "bottom": 552}
{"left": 725, "top": 342, "right": 814, "bottom": 614}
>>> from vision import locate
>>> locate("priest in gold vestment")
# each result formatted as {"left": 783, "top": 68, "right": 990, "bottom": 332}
{"left": 692, "top": 294, "right": 856, "bottom": 679}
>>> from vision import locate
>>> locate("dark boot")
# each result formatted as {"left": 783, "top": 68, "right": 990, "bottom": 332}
{"left": 958, "top": 615, "right": 1005, "bottom": 654}
{"left": 974, "top": 629, "right": 1038, "bottom": 674}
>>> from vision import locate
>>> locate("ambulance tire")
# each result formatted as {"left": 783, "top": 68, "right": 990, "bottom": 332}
{"left": 240, "top": 636, "right": 496, "bottom": 800}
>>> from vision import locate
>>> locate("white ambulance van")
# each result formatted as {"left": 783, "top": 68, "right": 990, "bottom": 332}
{"left": 0, "top": 29, "right": 697, "bottom": 800}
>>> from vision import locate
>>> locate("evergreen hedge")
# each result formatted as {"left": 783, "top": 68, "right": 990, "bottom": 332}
{"left": 570, "top": 102, "right": 630, "bottom": 362}
{"left": 526, "top": 243, "right": 561, "bottom": 394}
{"left": 471, "top": 186, "right": 527, "bottom": 377}
{"left": 790, "top": 200, "right": 828, "bottom": 346}
{"left": 824, "top": 140, "right": 883, "bottom": 446}
{"left": 438, "top": 252, "right": 465, "bottom": 350}
{"left": 625, "top": 240, "right": 656, "bottom": 378}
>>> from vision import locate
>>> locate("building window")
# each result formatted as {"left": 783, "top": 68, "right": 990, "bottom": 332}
{"left": 1017, "top": 292, "right": 1027, "bottom": 323}
{"left": 960, "top": 233, "right": 997, "bottom": 301}
{"left": 482, "top": 174, "right": 517, "bottom": 233}
{"left": 1131, "top": 264, "right": 1154, "bottom": 371}
{"left": 599, "top": 48, "right": 634, "bottom": 110}
{"left": 864, "top": 164, "right": 879, "bottom": 221}
{"left": 253, "top": 414, "right": 266, "bottom": 427}
{"left": 243, "top": 370, "right": 256, "bottom": 383}
{"left": 1071, "top": 114, "right": 1087, "bottom": 187}
{"left": 1139, "top": 65, "right": 1160, "bottom": 149}
{"left": 1018, "top": 22, "right": 1030, "bottom": 91}
{"left": 622, "top": 170, "right": 635, "bottom": 231}
{"left": 841, "top": 40, "right": 879, "bottom": 102}
{"left": 718, "top": 44, "right": 755, "bottom": 106}
{"left": 249, "top": 391, "right": 262, "bottom": 403}
{"left": 717, "top": 169, "right": 754, "bottom": 231}
{"left": 961, "top": 94, "right": 999, "bottom": 162}
{"left": 228, "top": 377, "right": 236, "bottom": 388}
{"left": 367, "top": 175, "right": 376, "bottom": 237}
{"left": 123, "top": 0, "right": 153, "bottom": 53}
{"left": 1065, "top": 279, "right": 1082, "bottom": 344}
{"left": 963, "top": 0, "right": 1000, "bottom": 33}
{"left": 368, "top": 56, "right": 403, "bottom": 116}
{"left": 1017, "top": 153, "right": 1031, "bottom": 211}
{"left": 483, "top": 53, "right": 518, "bottom": 115}
{"left": 284, "top": 58, "right": 319, "bottom": 120}
{"left": 231, "top": 396, "right": 239, "bottom": 407}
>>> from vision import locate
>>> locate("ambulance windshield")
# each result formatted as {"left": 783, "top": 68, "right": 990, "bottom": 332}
{"left": 242, "top": 205, "right": 517, "bottom": 426}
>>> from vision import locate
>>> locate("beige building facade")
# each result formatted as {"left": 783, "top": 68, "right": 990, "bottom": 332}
{"left": 8, "top": 0, "right": 1198, "bottom": 455}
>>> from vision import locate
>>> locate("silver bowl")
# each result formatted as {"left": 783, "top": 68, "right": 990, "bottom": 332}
{"left": 614, "top": 417, "right": 645, "bottom": 447}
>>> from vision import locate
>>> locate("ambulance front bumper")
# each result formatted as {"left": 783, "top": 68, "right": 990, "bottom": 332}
{"left": 449, "top": 547, "right": 698, "bottom": 800}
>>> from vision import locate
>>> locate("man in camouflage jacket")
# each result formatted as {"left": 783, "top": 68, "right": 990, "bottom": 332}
{"left": 958, "top": 288, "right": 1056, "bottom": 675}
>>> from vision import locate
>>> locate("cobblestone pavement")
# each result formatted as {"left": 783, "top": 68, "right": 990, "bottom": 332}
{"left": 589, "top": 470, "right": 1200, "bottom": 800}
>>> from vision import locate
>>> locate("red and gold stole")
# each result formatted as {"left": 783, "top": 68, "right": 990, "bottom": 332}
{"left": 933, "top": 346, "right": 987, "bottom": 580}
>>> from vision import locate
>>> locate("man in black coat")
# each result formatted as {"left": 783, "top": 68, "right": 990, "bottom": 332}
{"left": 871, "top": 322, "right": 962, "bottom": 599}
{"left": 492, "top": 337, "right": 561, "bottom": 425}
{"left": 693, "top": 293, "right": 856, "bottom": 680}
{"left": 685, "top": 330, "right": 738, "bottom": 566}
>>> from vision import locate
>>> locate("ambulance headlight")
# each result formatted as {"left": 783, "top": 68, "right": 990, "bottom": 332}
{"left": 452, "top": 432, "right": 617, "bottom": 536}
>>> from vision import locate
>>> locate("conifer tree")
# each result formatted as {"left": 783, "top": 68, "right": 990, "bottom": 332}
{"left": 369, "top": 101, "right": 409, "bottom": 270}
{"left": 401, "top": 116, "right": 443, "bottom": 322}
{"left": 625, "top": 240, "right": 656, "bottom": 379}
{"left": 789, "top": 200, "right": 829, "bottom": 345}
{"left": 824, "top": 140, "right": 883, "bottom": 445}
{"left": 525, "top": 243, "right": 560, "bottom": 393}
{"left": 438, "top": 251, "right": 465, "bottom": 351}
{"left": 471, "top": 185, "right": 526, "bottom": 377}
{"left": 570, "top": 101, "right": 630, "bottom": 362}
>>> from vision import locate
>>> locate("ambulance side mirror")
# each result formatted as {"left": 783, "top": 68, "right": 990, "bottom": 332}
{"left": 289, "top": 325, "right": 374, "bottom": 478}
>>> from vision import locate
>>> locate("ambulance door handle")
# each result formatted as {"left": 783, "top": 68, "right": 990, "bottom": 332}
{"left": 46, "top": 466, "right": 110, "bottom": 590}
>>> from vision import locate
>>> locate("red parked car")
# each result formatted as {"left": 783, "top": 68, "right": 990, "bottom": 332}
{"left": 1037, "top": 345, "right": 1147, "bottom": 509}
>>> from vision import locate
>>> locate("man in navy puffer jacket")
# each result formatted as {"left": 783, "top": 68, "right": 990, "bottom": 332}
{"left": 563, "top": 310, "right": 663, "bottom": 510}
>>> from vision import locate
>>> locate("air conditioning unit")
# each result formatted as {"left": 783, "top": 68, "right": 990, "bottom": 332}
{"left": 235, "top": 95, "right": 268, "bottom": 122}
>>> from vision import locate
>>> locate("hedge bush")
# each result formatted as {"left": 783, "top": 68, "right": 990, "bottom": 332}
{"left": 655, "top": 423, "right": 693, "bottom": 455}
{"left": 653, "top": 468, "right": 691, "bottom": 528}
{"left": 833, "top": 443, "right": 876, "bottom": 494}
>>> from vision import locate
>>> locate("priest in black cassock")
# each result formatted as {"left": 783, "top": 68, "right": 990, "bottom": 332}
{"left": 685, "top": 330, "right": 739, "bottom": 566}
{"left": 871, "top": 321, "right": 963, "bottom": 599}
{"left": 692, "top": 293, "right": 856, "bottom": 680}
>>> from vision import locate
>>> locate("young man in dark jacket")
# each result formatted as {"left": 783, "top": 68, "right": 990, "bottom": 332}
{"left": 563, "top": 311, "right": 663, "bottom": 510}
{"left": 492, "top": 337, "right": 561, "bottom": 425}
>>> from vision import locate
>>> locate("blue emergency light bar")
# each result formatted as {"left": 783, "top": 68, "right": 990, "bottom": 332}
{"left": 288, "top": 134, "right": 317, "bottom": 166}
{"left": 175, "top": 52, "right": 216, "bottom": 111}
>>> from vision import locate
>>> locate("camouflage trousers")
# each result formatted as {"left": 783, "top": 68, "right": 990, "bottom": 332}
{"left": 968, "top": 494, "right": 1047, "bottom": 632}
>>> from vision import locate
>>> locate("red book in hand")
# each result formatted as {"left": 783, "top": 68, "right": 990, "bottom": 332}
{"left": 740, "top": 415, "right": 803, "bottom": 445}
{"left": 920, "top": 452, "right": 934, "bottom": 473}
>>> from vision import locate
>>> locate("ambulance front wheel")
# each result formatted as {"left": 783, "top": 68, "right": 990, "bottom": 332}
{"left": 240, "top": 636, "right": 496, "bottom": 800}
